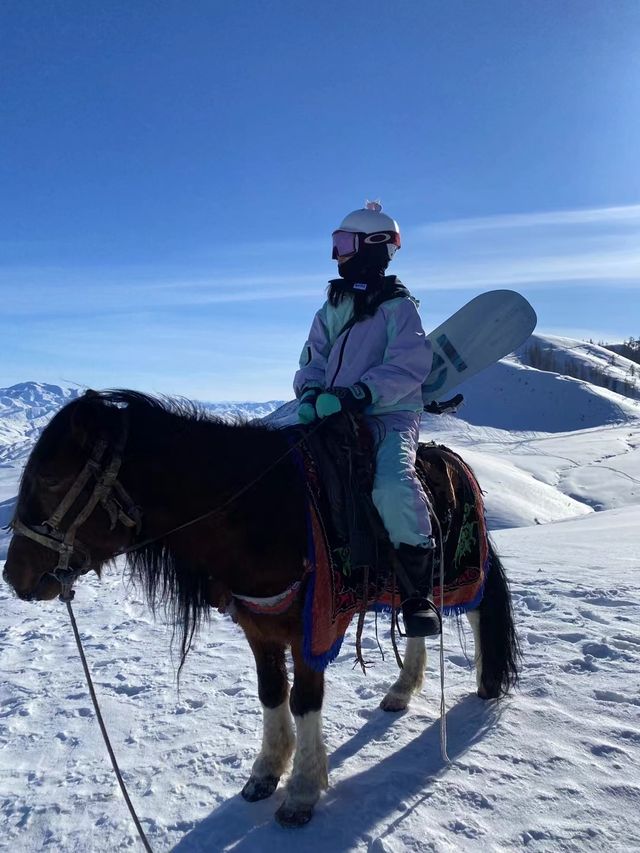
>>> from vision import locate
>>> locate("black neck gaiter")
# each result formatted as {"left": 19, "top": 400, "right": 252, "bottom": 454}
{"left": 327, "top": 275, "right": 410, "bottom": 322}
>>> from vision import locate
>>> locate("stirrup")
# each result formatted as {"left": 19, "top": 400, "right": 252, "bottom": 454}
{"left": 402, "top": 596, "right": 442, "bottom": 638}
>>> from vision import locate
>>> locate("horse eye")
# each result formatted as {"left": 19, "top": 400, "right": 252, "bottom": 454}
{"left": 37, "top": 472, "right": 63, "bottom": 490}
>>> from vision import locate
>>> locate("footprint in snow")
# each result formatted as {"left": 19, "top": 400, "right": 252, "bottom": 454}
{"left": 566, "top": 588, "right": 637, "bottom": 607}
{"left": 112, "top": 684, "right": 148, "bottom": 697}
{"left": 525, "top": 631, "right": 550, "bottom": 645}
{"left": 447, "top": 818, "right": 484, "bottom": 839}
{"left": 611, "top": 728, "right": 640, "bottom": 745}
{"left": 175, "top": 699, "right": 206, "bottom": 713}
{"left": 562, "top": 656, "right": 599, "bottom": 673}
{"left": 578, "top": 607, "right": 608, "bottom": 625}
{"left": 455, "top": 788, "right": 494, "bottom": 811}
{"left": 610, "top": 633, "right": 640, "bottom": 651}
{"left": 557, "top": 632, "right": 588, "bottom": 643}
{"left": 582, "top": 641, "right": 634, "bottom": 662}
{"left": 518, "top": 595, "right": 553, "bottom": 613}
{"left": 588, "top": 742, "right": 629, "bottom": 758}
{"left": 594, "top": 689, "right": 640, "bottom": 706}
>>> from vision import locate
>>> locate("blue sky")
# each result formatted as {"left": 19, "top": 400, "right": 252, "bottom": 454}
{"left": 1, "top": 1, "right": 639, "bottom": 400}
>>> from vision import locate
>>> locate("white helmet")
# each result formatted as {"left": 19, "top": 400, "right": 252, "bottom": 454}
{"left": 332, "top": 200, "right": 401, "bottom": 262}
{"left": 337, "top": 200, "right": 400, "bottom": 237}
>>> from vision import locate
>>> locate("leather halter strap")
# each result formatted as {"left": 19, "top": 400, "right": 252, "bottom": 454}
{"left": 11, "top": 410, "right": 141, "bottom": 599}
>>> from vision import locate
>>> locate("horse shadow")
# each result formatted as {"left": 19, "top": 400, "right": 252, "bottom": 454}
{"left": 171, "top": 694, "right": 501, "bottom": 852}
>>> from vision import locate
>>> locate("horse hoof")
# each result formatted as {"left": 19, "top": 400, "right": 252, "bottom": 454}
{"left": 380, "top": 693, "right": 408, "bottom": 712}
{"left": 275, "top": 802, "right": 314, "bottom": 827}
{"left": 241, "top": 774, "right": 280, "bottom": 802}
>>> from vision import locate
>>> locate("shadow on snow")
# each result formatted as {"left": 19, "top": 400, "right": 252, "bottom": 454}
{"left": 171, "top": 693, "right": 502, "bottom": 852}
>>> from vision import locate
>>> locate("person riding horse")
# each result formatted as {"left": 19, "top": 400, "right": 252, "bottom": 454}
{"left": 294, "top": 201, "right": 440, "bottom": 638}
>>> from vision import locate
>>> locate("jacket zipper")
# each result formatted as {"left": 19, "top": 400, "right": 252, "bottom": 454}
{"left": 328, "top": 327, "right": 353, "bottom": 387}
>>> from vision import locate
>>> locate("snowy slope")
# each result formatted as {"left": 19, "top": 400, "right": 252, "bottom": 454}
{"left": 424, "top": 417, "right": 640, "bottom": 527}
{"left": 2, "top": 346, "right": 640, "bottom": 852}
{"left": 1, "top": 507, "right": 639, "bottom": 852}
{"left": 518, "top": 334, "right": 640, "bottom": 400}
{"left": 442, "top": 358, "right": 639, "bottom": 432}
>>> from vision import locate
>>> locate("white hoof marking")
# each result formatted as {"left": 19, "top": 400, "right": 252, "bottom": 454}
{"left": 251, "top": 701, "right": 295, "bottom": 780}
{"left": 283, "top": 710, "right": 328, "bottom": 812}
{"left": 381, "top": 637, "right": 426, "bottom": 711}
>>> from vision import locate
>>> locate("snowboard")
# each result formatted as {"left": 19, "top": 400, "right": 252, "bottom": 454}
{"left": 422, "top": 290, "right": 537, "bottom": 405}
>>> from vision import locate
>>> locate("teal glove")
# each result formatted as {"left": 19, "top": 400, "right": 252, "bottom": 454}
{"left": 315, "top": 383, "right": 373, "bottom": 419}
{"left": 298, "top": 388, "right": 319, "bottom": 424}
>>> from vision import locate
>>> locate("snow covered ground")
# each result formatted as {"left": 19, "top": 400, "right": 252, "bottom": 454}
{"left": 1, "top": 353, "right": 640, "bottom": 851}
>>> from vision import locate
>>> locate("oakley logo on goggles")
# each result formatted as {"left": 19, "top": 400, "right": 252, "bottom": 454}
{"left": 331, "top": 230, "right": 401, "bottom": 260}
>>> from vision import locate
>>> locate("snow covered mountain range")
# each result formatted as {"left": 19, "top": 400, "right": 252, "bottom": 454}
{"left": 2, "top": 334, "right": 640, "bottom": 851}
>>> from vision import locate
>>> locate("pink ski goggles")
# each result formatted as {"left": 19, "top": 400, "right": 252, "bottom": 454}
{"left": 331, "top": 230, "right": 401, "bottom": 260}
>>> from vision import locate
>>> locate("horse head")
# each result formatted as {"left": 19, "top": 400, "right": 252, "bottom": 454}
{"left": 3, "top": 391, "right": 141, "bottom": 601}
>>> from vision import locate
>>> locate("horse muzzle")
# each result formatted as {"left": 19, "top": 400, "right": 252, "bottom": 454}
{"left": 3, "top": 539, "right": 62, "bottom": 601}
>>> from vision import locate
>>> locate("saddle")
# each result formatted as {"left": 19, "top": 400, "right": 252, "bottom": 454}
{"left": 300, "top": 414, "right": 390, "bottom": 576}
{"left": 287, "top": 417, "right": 489, "bottom": 671}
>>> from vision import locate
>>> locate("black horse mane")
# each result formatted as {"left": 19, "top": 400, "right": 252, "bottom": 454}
{"left": 22, "top": 389, "right": 291, "bottom": 679}
{"left": 99, "top": 392, "right": 289, "bottom": 679}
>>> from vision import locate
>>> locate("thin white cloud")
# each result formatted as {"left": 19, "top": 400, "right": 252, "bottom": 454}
{"left": 404, "top": 248, "right": 640, "bottom": 291}
{"left": 413, "top": 204, "right": 640, "bottom": 236}
{"left": 400, "top": 203, "right": 640, "bottom": 291}
{"left": 1, "top": 203, "right": 639, "bottom": 320}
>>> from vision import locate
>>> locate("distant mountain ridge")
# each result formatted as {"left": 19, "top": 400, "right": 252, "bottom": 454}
{"left": 0, "top": 382, "right": 285, "bottom": 452}
{"left": 516, "top": 334, "right": 640, "bottom": 401}
{"left": 0, "top": 383, "right": 82, "bottom": 453}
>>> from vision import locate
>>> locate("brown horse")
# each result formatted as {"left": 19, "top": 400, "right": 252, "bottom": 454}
{"left": 2, "top": 390, "right": 519, "bottom": 827}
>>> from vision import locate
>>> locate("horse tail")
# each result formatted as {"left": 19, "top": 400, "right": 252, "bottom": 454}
{"left": 477, "top": 539, "right": 520, "bottom": 697}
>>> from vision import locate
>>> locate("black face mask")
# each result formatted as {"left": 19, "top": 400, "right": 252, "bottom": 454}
{"left": 337, "top": 243, "right": 390, "bottom": 284}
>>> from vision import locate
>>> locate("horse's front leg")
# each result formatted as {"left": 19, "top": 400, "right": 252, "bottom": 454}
{"left": 275, "top": 639, "right": 327, "bottom": 827}
{"left": 242, "top": 638, "right": 295, "bottom": 802}
{"left": 380, "top": 636, "right": 426, "bottom": 711}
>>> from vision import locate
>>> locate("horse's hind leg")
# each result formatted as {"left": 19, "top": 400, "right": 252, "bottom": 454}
{"left": 380, "top": 637, "right": 426, "bottom": 712}
{"left": 468, "top": 543, "right": 520, "bottom": 699}
{"left": 242, "top": 639, "right": 295, "bottom": 802}
{"left": 466, "top": 609, "right": 486, "bottom": 698}
{"left": 275, "top": 638, "right": 327, "bottom": 828}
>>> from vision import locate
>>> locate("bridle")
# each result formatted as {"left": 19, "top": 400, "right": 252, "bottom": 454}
{"left": 10, "top": 410, "right": 142, "bottom": 600}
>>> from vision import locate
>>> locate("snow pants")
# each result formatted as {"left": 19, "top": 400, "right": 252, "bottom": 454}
{"left": 366, "top": 411, "right": 433, "bottom": 548}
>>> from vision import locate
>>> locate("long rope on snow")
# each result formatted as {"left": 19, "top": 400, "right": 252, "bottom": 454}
{"left": 64, "top": 598, "right": 154, "bottom": 853}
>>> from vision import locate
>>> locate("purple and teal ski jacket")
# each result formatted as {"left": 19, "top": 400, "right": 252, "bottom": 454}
{"left": 294, "top": 292, "right": 432, "bottom": 415}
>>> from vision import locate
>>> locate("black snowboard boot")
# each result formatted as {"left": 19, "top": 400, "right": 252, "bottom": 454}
{"left": 395, "top": 542, "right": 441, "bottom": 638}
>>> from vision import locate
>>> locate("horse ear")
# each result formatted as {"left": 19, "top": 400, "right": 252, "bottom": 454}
{"left": 70, "top": 393, "right": 115, "bottom": 447}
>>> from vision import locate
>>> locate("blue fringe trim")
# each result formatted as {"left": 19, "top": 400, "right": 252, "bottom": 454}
{"left": 368, "top": 550, "right": 491, "bottom": 619}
